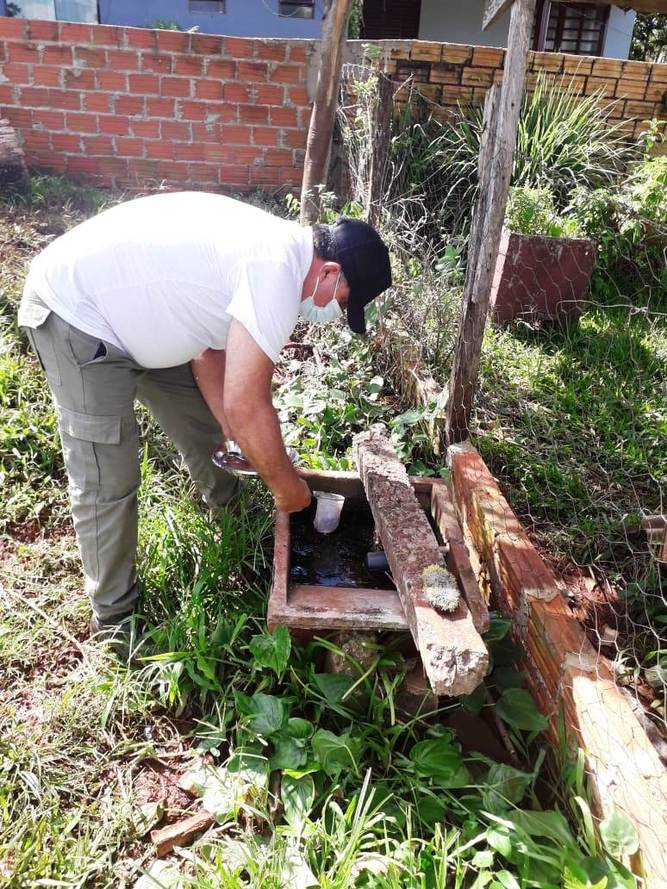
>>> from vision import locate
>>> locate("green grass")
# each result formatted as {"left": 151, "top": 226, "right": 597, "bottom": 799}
{"left": 0, "top": 179, "right": 644, "bottom": 888}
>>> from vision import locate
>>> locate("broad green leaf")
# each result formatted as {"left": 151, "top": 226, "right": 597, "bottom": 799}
{"left": 270, "top": 736, "right": 308, "bottom": 771}
{"left": 496, "top": 871, "right": 520, "bottom": 889}
{"left": 492, "top": 667, "right": 527, "bottom": 691}
{"left": 313, "top": 672, "right": 356, "bottom": 704}
{"left": 487, "top": 827, "right": 512, "bottom": 858}
{"left": 482, "top": 763, "right": 533, "bottom": 811}
{"left": 509, "top": 809, "right": 576, "bottom": 848}
{"left": 410, "top": 738, "right": 472, "bottom": 788}
{"left": 472, "top": 849, "right": 494, "bottom": 868}
{"left": 282, "top": 774, "right": 315, "bottom": 829}
{"left": 285, "top": 717, "right": 314, "bottom": 739}
{"left": 563, "top": 865, "right": 608, "bottom": 889}
{"left": 484, "top": 616, "right": 513, "bottom": 643}
{"left": 311, "top": 729, "right": 358, "bottom": 777}
{"left": 415, "top": 792, "right": 448, "bottom": 827}
{"left": 247, "top": 694, "right": 285, "bottom": 737}
{"left": 495, "top": 688, "right": 549, "bottom": 732}
{"left": 600, "top": 809, "right": 639, "bottom": 858}
{"left": 462, "top": 682, "right": 487, "bottom": 714}
{"left": 249, "top": 626, "right": 291, "bottom": 676}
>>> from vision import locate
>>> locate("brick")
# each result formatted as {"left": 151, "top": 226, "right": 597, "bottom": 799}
{"left": 462, "top": 68, "right": 493, "bottom": 88}
{"left": 531, "top": 51, "right": 563, "bottom": 73}
{"left": 270, "top": 105, "right": 295, "bottom": 127}
{"left": 59, "top": 22, "right": 94, "bottom": 43}
{"left": 173, "top": 56, "right": 203, "bottom": 77}
{"left": 161, "top": 76, "right": 191, "bottom": 97}
{"left": 140, "top": 52, "right": 172, "bottom": 74}
{"left": 160, "top": 120, "right": 191, "bottom": 141}
{"left": 218, "top": 164, "right": 249, "bottom": 185}
{"left": 190, "top": 33, "right": 224, "bottom": 55}
{"left": 125, "top": 27, "right": 158, "bottom": 50}
{"left": 413, "top": 83, "right": 441, "bottom": 102}
{"left": 271, "top": 63, "right": 302, "bottom": 84}
{"left": 263, "top": 148, "right": 291, "bottom": 166}
{"left": 27, "top": 19, "right": 58, "bottom": 41}
{"left": 645, "top": 82, "right": 667, "bottom": 103}
{"left": 75, "top": 47, "right": 107, "bottom": 68}
{"left": 96, "top": 156, "right": 129, "bottom": 176}
{"left": 65, "top": 112, "right": 98, "bottom": 132}
{"left": 83, "top": 92, "right": 112, "bottom": 112}
{"left": 146, "top": 97, "right": 175, "bottom": 117}
{"left": 624, "top": 99, "right": 658, "bottom": 117}
{"left": 66, "top": 154, "right": 98, "bottom": 174}
{"left": 194, "top": 79, "right": 223, "bottom": 100}
{"left": 91, "top": 25, "right": 125, "bottom": 47}
{"left": 175, "top": 142, "right": 206, "bottom": 161}
{"left": 191, "top": 121, "right": 223, "bottom": 142}
{"left": 3, "top": 62, "right": 32, "bottom": 84}
{"left": 115, "top": 137, "right": 144, "bottom": 157}
{"left": 223, "top": 37, "right": 254, "bottom": 58}
{"left": 472, "top": 46, "right": 504, "bottom": 68}
{"left": 127, "top": 158, "right": 160, "bottom": 177}
{"left": 238, "top": 103, "right": 268, "bottom": 124}
{"left": 42, "top": 45, "right": 72, "bottom": 66}
{"left": 616, "top": 80, "right": 648, "bottom": 101}
{"left": 96, "top": 71, "right": 127, "bottom": 92}
{"left": 429, "top": 65, "right": 462, "bottom": 85}
{"left": 238, "top": 61, "right": 268, "bottom": 82}
{"left": 99, "top": 114, "right": 129, "bottom": 135}
{"left": 23, "top": 130, "right": 50, "bottom": 151}
{"left": 562, "top": 56, "right": 592, "bottom": 76}
{"left": 288, "top": 44, "right": 309, "bottom": 64}
{"left": 145, "top": 140, "right": 176, "bottom": 160}
{"left": 52, "top": 132, "right": 82, "bottom": 153}
{"left": 0, "top": 18, "right": 27, "bottom": 39}
{"left": 252, "top": 83, "right": 283, "bottom": 105}
{"left": 206, "top": 58, "right": 236, "bottom": 80}
{"left": 64, "top": 68, "right": 96, "bottom": 90}
{"left": 19, "top": 85, "right": 50, "bottom": 107}
{"left": 250, "top": 165, "right": 282, "bottom": 185}
{"left": 257, "top": 41, "right": 286, "bottom": 62}
{"left": 8, "top": 43, "right": 40, "bottom": 64}
{"left": 411, "top": 42, "right": 442, "bottom": 63}
{"left": 441, "top": 44, "right": 473, "bottom": 64}
{"left": 287, "top": 85, "right": 308, "bottom": 106}
{"left": 585, "top": 77, "right": 615, "bottom": 98}
{"left": 33, "top": 65, "right": 64, "bottom": 87}
{"left": 441, "top": 85, "right": 473, "bottom": 103}
{"left": 649, "top": 63, "right": 667, "bottom": 85}
{"left": 114, "top": 94, "right": 145, "bottom": 115}
{"left": 592, "top": 58, "right": 623, "bottom": 79}
{"left": 129, "top": 73, "right": 160, "bottom": 94}
{"left": 1, "top": 105, "right": 29, "bottom": 128}
{"left": 220, "top": 125, "right": 250, "bottom": 144}
{"left": 223, "top": 82, "right": 251, "bottom": 102}
{"left": 157, "top": 159, "right": 187, "bottom": 178}
{"left": 49, "top": 89, "right": 82, "bottom": 110}
{"left": 283, "top": 128, "right": 304, "bottom": 149}
{"left": 156, "top": 30, "right": 189, "bottom": 53}
{"left": 33, "top": 109, "right": 65, "bottom": 130}
{"left": 33, "top": 150, "right": 67, "bottom": 171}
{"left": 187, "top": 161, "right": 220, "bottom": 183}
{"left": 107, "top": 50, "right": 139, "bottom": 71}
{"left": 130, "top": 119, "right": 160, "bottom": 138}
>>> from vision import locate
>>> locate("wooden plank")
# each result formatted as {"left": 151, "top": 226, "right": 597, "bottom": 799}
{"left": 429, "top": 478, "right": 490, "bottom": 634}
{"left": 273, "top": 584, "right": 408, "bottom": 631}
{"left": 483, "top": 0, "right": 516, "bottom": 30}
{"left": 448, "top": 442, "right": 667, "bottom": 887}
{"left": 354, "top": 428, "right": 488, "bottom": 696}
{"left": 446, "top": 0, "right": 536, "bottom": 444}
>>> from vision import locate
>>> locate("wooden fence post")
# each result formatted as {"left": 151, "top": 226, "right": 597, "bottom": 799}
{"left": 445, "top": 0, "right": 536, "bottom": 444}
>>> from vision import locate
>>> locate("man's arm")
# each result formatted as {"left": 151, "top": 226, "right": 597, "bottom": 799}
{"left": 191, "top": 348, "right": 230, "bottom": 437}
{"left": 223, "top": 319, "right": 311, "bottom": 514}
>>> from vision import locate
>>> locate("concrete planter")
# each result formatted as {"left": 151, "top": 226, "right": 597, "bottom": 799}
{"left": 491, "top": 227, "right": 597, "bottom": 324}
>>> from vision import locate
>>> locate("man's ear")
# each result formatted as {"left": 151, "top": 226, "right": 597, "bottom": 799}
{"left": 322, "top": 261, "right": 342, "bottom": 280}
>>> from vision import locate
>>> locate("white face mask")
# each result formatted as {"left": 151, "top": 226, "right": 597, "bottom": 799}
{"left": 299, "top": 273, "right": 343, "bottom": 324}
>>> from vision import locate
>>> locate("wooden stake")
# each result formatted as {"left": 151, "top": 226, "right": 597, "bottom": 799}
{"left": 446, "top": 0, "right": 536, "bottom": 444}
{"left": 151, "top": 811, "right": 214, "bottom": 858}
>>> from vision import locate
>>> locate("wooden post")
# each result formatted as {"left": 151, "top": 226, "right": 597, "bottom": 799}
{"left": 365, "top": 73, "right": 393, "bottom": 228}
{"left": 445, "top": 0, "right": 536, "bottom": 444}
{"left": 300, "top": 0, "right": 353, "bottom": 224}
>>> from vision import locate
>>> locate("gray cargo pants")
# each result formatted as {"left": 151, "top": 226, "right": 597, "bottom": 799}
{"left": 20, "top": 292, "right": 239, "bottom": 625}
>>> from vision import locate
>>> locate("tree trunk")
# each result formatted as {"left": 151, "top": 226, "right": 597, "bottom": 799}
{"left": 300, "top": 0, "right": 353, "bottom": 224}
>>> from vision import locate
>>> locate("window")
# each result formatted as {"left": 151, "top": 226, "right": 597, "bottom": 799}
{"left": 188, "top": 0, "right": 225, "bottom": 13}
{"left": 534, "top": 1, "right": 609, "bottom": 56}
{"left": 278, "top": 0, "right": 315, "bottom": 19}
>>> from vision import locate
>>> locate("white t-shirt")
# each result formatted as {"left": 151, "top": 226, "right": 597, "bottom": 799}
{"left": 22, "top": 192, "right": 313, "bottom": 368}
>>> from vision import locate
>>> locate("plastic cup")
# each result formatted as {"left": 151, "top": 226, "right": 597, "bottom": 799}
{"left": 313, "top": 491, "right": 345, "bottom": 534}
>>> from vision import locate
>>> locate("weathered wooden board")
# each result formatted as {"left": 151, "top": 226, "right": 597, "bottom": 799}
{"left": 354, "top": 428, "right": 488, "bottom": 696}
{"left": 270, "top": 584, "right": 408, "bottom": 631}
{"left": 151, "top": 811, "right": 214, "bottom": 858}
{"left": 483, "top": 0, "right": 516, "bottom": 30}
{"left": 448, "top": 442, "right": 667, "bottom": 887}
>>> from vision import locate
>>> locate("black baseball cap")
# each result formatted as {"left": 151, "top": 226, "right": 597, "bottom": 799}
{"left": 330, "top": 218, "right": 392, "bottom": 335}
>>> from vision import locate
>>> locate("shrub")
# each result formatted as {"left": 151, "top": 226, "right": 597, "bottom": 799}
{"left": 505, "top": 185, "right": 584, "bottom": 238}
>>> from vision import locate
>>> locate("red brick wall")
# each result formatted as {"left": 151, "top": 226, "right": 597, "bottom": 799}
{"left": 1, "top": 18, "right": 665, "bottom": 192}
{"left": 0, "top": 17, "right": 314, "bottom": 190}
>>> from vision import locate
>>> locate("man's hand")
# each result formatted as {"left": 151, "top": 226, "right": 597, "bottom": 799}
{"left": 274, "top": 476, "right": 312, "bottom": 514}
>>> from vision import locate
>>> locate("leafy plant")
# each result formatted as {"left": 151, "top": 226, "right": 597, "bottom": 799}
{"left": 505, "top": 184, "right": 584, "bottom": 238}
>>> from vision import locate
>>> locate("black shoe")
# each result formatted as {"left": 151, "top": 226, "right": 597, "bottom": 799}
{"left": 89, "top": 613, "right": 147, "bottom": 661}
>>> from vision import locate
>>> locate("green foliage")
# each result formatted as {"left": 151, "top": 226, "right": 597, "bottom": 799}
{"left": 505, "top": 185, "right": 584, "bottom": 238}
{"left": 630, "top": 12, "right": 667, "bottom": 61}
{"left": 144, "top": 19, "right": 184, "bottom": 30}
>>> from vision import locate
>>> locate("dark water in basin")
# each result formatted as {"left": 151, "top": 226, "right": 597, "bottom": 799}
{"left": 289, "top": 502, "right": 395, "bottom": 589}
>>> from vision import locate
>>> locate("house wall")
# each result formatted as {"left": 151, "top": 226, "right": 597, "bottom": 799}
{"left": 418, "top": 0, "right": 509, "bottom": 50}
{"left": 418, "top": 0, "right": 635, "bottom": 60}
{"left": 0, "top": 19, "right": 665, "bottom": 193}
{"left": 98, "top": 0, "right": 325, "bottom": 38}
